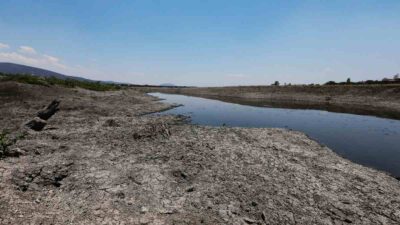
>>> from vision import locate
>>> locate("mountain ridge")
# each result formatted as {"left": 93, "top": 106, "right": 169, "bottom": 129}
{"left": 0, "top": 62, "right": 91, "bottom": 81}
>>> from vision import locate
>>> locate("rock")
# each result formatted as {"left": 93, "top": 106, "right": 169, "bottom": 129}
{"left": 4, "top": 148, "right": 24, "bottom": 157}
{"left": 343, "top": 218, "right": 352, "bottom": 223}
{"left": 172, "top": 170, "right": 188, "bottom": 180}
{"left": 186, "top": 187, "right": 195, "bottom": 192}
{"left": 140, "top": 206, "right": 148, "bottom": 214}
{"left": 243, "top": 217, "right": 257, "bottom": 224}
{"left": 103, "top": 119, "right": 120, "bottom": 127}
{"left": 25, "top": 118, "right": 47, "bottom": 131}
{"left": 116, "top": 192, "right": 125, "bottom": 199}
{"left": 133, "top": 122, "right": 171, "bottom": 140}
{"left": 37, "top": 99, "right": 60, "bottom": 120}
{"left": 261, "top": 212, "right": 266, "bottom": 222}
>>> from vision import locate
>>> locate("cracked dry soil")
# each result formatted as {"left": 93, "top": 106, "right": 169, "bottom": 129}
{"left": 0, "top": 81, "right": 399, "bottom": 224}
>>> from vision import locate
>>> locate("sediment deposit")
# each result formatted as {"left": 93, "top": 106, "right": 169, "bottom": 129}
{"left": 1, "top": 81, "right": 399, "bottom": 224}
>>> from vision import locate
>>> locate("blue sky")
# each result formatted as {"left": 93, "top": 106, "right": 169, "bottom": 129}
{"left": 0, "top": 0, "right": 399, "bottom": 86}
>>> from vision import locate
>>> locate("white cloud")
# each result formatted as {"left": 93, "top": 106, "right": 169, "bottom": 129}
{"left": 19, "top": 46, "right": 37, "bottom": 54}
{"left": 0, "top": 49, "right": 67, "bottom": 70}
{"left": 0, "top": 44, "right": 109, "bottom": 81}
{"left": 43, "top": 54, "right": 60, "bottom": 63}
{"left": 0, "top": 52, "right": 37, "bottom": 64}
{"left": 0, "top": 43, "right": 9, "bottom": 50}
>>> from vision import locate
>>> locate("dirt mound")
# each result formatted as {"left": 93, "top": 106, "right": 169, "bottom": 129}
{"left": 12, "top": 161, "right": 73, "bottom": 191}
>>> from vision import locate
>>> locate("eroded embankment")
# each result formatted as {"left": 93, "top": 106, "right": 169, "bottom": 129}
{"left": 0, "top": 81, "right": 400, "bottom": 225}
{"left": 142, "top": 85, "right": 400, "bottom": 119}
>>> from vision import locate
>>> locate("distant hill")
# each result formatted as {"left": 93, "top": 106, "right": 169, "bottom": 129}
{"left": 160, "top": 83, "right": 177, "bottom": 87}
{"left": 0, "top": 62, "right": 181, "bottom": 87}
{"left": 0, "top": 62, "right": 91, "bottom": 81}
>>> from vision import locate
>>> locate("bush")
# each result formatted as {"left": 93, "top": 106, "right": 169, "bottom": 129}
{"left": 0, "top": 131, "right": 14, "bottom": 158}
{"left": 325, "top": 81, "right": 337, "bottom": 85}
{"left": 0, "top": 131, "right": 26, "bottom": 158}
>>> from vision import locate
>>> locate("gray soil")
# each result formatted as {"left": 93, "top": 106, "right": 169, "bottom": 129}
{"left": 143, "top": 85, "right": 400, "bottom": 119}
{"left": 1, "top": 81, "right": 399, "bottom": 225}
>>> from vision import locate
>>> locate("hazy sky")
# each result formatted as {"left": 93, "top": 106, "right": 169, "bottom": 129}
{"left": 0, "top": 0, "right": 399, "bottom": 86}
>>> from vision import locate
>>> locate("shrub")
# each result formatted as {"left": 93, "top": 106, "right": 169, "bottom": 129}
{"left": 0, "top": 131, "right": 14, "bottom": 158}
{"left": 0, "top": 73, "right": 122, "bottom": 91}
{"left": 0, "top": 131, "right": 26, "bottom": 158}
{"left": 325, "top": 81, "right": 337, "bottom": 85}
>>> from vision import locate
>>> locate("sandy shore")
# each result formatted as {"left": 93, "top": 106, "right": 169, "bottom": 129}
{"left": 1, "top": 81, "right": 399, "bottom": 224}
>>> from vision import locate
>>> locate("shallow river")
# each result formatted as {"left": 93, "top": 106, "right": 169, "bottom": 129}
{"left": 149, "top": 92, "right": 400, "bottom": 177}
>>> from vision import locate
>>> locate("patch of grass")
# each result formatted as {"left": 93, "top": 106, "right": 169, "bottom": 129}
{"left": 0, "top": 131, "right": 26, "bottom": 158}
{"left": 0, "top": 73, "right": 122, "bottom": 91}
{"left": 0, "top": 131, "right": 14, "bottom": 158}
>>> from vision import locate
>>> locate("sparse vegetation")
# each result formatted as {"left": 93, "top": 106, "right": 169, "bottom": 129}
{"left": 0, "top": 131, "right": 26, "bottom": 158}
{"left": 325, "top": 78, "right": 400, "bottom": 86}
{"left": 0, "top": 73, "right": 122, "bottom": 91}
{"left": 0, "top": 131, "right": 14, "bottom": 158}
{"left": 0, "top": 131, "right": 10, "bottom": 158}
{"left": 325, "top": 81, "right": 337, "bottom": 85}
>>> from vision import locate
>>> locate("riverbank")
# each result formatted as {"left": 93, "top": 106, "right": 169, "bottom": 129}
{"left": 141, "top": 85, "right": 400, "bottom": 119}
{"left": 1, "top": 81, "right": 399, "bottom": 224}
{"left": 149, "top": 92, "right": 400, "bottom": 178}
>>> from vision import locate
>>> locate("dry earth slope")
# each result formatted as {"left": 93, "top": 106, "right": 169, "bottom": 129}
{"left": 0, "top": 81, "right": 399, "bottom": 225}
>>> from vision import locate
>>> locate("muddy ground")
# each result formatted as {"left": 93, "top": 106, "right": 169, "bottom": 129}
{"left": 0, "top": 81, "right": 399, "bottom": 225}
{"left": 142, "top": 85, "right": 400, "bottom": 119}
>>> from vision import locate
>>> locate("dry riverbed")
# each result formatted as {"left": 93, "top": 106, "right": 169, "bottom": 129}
{"left": 0, "top": 81, "right": 399, "bottom": 224}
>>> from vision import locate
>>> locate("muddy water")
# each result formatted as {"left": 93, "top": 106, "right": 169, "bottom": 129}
{"left": 149, "top": 92, "right": 400, "bottom": 177}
